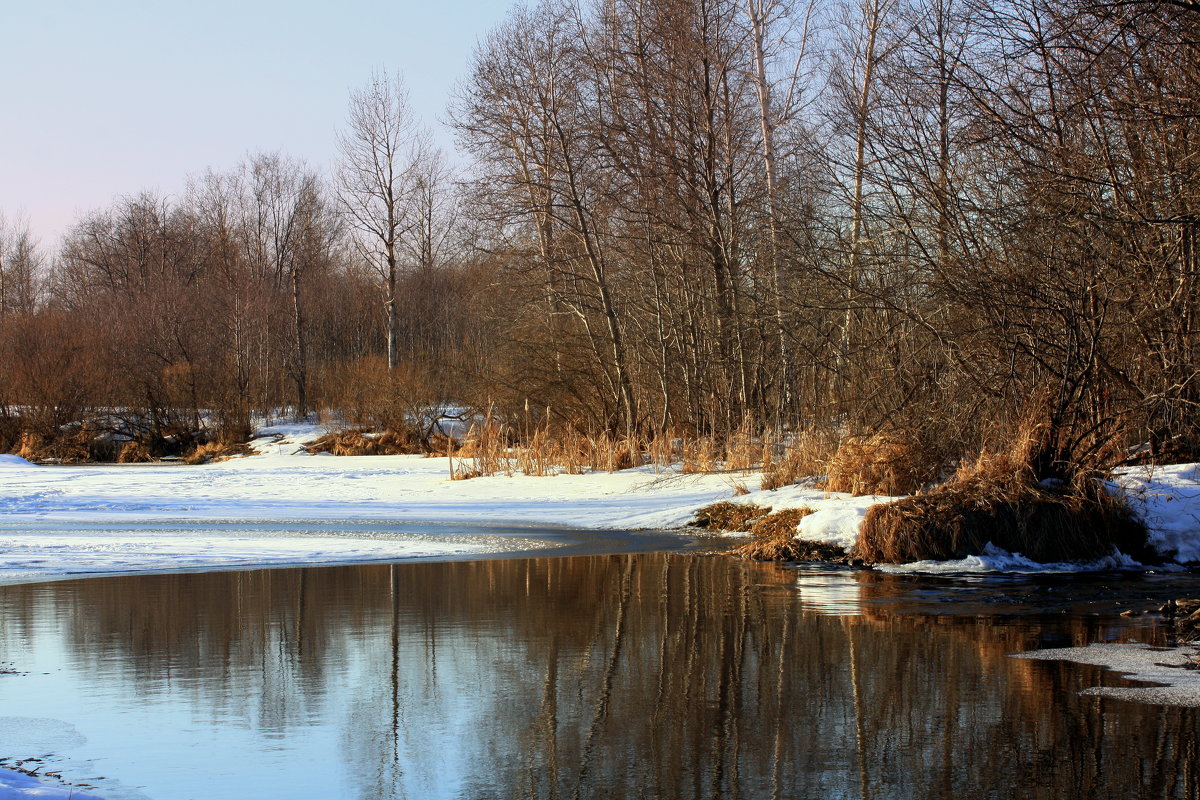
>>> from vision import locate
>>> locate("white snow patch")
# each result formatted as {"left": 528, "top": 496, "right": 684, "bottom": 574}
{"left": 0, "top": 454, "right": 32, "bottom": 467}
{"left": 1012, "top": 642, "right": 1200, "bottom": 707}
{"left": 1114, "top": 463, "right": 1200, "bottom": 563}
{"left": 795, "top": 494, "right": 891, "bottom": 551}
{"left": 878, "top": 542, "right": 1148, "bottom": 574}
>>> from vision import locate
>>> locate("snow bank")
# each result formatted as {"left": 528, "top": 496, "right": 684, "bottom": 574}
{"left": 876, "top": 542, "right": 1149, "bottom": 574}
{"left": 795, "top": 494, "right": 891, "bottom": 551}
{"left": 2, "top": 421, "right": 1199, "bottom": 579}
{"left": 1115, "top": 463, "right": 1200, "bottom": 563}
{"left": 1012, "top": 642, "right": 1200, "bottom": 707}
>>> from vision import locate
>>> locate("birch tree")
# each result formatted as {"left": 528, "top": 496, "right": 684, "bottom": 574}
{"left": 337, "top": 71, "right": 425, "bottom": 371}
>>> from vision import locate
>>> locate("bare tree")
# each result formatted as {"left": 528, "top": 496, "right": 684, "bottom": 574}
{"left": 0, "top": 213, "right": 41, "bottom": 318}
{"left": 336, "top": 71, "right": 426, "bottom": 371}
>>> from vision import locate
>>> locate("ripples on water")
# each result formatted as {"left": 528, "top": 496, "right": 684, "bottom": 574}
{"left": 0, "top": 553, "right": 1198, "bottom": 799}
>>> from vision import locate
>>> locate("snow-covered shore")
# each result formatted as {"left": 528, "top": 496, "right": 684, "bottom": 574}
{"left": 1, "top": 424, "right": 1198, "bottom": 584}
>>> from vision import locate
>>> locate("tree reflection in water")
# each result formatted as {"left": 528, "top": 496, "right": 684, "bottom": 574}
{"left": 0, "top": 554, "right": 1196, "bottom": 799}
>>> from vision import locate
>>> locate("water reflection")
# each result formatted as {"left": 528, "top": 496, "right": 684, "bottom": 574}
{"left": 0, "top": 555, "right": 1197, "bottom": 799}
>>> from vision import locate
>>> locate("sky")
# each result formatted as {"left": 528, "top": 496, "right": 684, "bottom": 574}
{"left": 0, "top": 0, "right": 513, "bottom": 246}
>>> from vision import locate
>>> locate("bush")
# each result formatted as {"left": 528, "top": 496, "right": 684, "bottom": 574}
{"left": 690, "top": 502, "right": 771, "bottom": 532}
{"left": 857, "top": 456, "right": 1152, "bottom": 564}
{"left": 117, "top": 440, "right": 153, "bottom": 463}
{"left": 305, "top": 427, "right": 421, "bottom": 457}
{"left": 183, "top": 441, "right": 257, "bottom": 465}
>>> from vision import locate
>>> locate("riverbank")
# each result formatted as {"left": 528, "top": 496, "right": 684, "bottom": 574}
{"left": 1, "top": 423, "right": 1198, "bottom": 581}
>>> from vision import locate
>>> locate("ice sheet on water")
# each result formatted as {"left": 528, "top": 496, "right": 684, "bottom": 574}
{"left": 1012, "top": 642, "right": 1200, "bottom": 707}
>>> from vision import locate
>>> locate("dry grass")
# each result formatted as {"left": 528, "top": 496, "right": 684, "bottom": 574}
{"left": 760, "top": 425, "right": 841, "bottom": 490}
{"left": 747, "top": 507, "right": 816, "bottom": 538}
{"left": 305, "top": 428, "right": 421, "bottom": 457}
{"left": 822, "top": 430, "right": 945, "bottom": 496}
{"left": 731, "top": 508, "right": 852, "bottom": 562}
{"left": 681, "top": 436, "right": 719, "bottom": 473}
{"left": 690, "top": 502, "right": 772, "bottom": 532}
{"left": 14, "top": 430, "right": 97, "bottom": 463}
{"left": 857, "top": 452, "right": 1151, "bottom": 564}
{"left": 183, "top": 441, "right": 257, "bottom": 465}
{"left": 117, "top": 440, "right": 152, "bottom": 463}
{"left": 451, "top": 412, "right": 652, "bottom": 479}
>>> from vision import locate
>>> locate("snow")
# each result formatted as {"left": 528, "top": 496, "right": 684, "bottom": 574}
{"left": 0, "top": 526, "right": 526, "bottom": 585}
{"left": 876, "top": 542, "right": 1151, "bottom": 574}
{"left": 795, "top": 493, "right": 891, "bottom": 550}
{"left": 1114, "top": 463, "right": 1200, "bottom": 563}
{"left": 1011, "top": 643, "right": 1200, "bottom": 707}
{"left": 0, "top": 455, "right": 32, "bottom": 467}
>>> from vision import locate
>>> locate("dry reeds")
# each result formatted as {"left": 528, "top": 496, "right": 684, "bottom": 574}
{"left": 305, "top": 428, "right": 420, "bottom": 457}
{"left": 117, "top": 440, "right": 152, "bottom": 463}
{"left": 690, "top": 502, "right": 772, "bottom": 531}
{"left": 183, "top": 440, "right": 257, "bottom": 465}
{"left": 731, "top": 507, "right": 853, "bottom": 561}
{"left": 452, "top": 410, "right": 652, "bottom": 479}
{"left": 857, "top": 450, "right": 1151, "bottom": 564}
{"left": 822, "top": 430, "right": 945, "bottom": 496}
{"left": 747, "top": 507, "right": 815, "bottom": 538}
{"left": 759, "top": 425, "right": 840, "bottom": 490}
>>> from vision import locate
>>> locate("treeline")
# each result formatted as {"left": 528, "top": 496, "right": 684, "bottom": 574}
{"left": 0, "top": 155, "right": 490, "bottom": 457}
{"left": 450, "top": 0, "right": 1200, "bottom": 467}
{"left": 2, "top": 0, "right": 1198, "bottom": 469}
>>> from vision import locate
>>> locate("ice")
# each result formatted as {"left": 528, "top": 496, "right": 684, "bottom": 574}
{"left": 1012, "top": 643, "right": 1200, "bottom": 707}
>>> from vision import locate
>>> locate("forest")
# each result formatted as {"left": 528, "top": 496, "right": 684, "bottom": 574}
{"left": 0, "top": 0, "right": 1197, "bottom": 485}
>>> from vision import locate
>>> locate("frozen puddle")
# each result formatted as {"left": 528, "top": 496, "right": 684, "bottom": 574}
{"left": 1013, "top": 642, "right": 1200, "bottom": 706}
{"left": 0, "top": 521, "right": 555, "bottom": 585}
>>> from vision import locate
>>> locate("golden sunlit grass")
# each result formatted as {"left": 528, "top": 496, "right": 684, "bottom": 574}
{"left": 857, "top": 419, "right": 1150, "bottom": 564}
{"left": 690, "top": 501, "right": 772, "bottom": 531}
{"left": 117, "top": 440, "right": 153, "bottom": 463}
{"left": 183, "top": 440, "right": 258, "bottom": 464}
{"left": 305, "top": 427, "right": 421, "bottom": 457}
{"left": 821, "top": 430, "right": 944, "bottom": 496}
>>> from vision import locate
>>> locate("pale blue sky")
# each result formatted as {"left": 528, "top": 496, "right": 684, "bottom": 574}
{"left": 0, "top": 0, "right": 512, "bottom": 243}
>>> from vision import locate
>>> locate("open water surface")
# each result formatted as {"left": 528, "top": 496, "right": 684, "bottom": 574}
{"left": 1, "top": 550, "right": 1199, "bottom": 799}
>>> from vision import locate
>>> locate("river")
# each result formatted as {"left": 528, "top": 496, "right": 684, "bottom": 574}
{"left": 1, "top": 549, "right": 1198, "bottom": 799}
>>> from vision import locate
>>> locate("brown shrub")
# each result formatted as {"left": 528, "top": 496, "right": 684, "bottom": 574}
{"left": 822, "top": 431, "right": 945, "bottom": 496}
{"left": 747, "top": 507, "right": 816, "bottom": 538}
{"left": 15, "top": 430, "right": 94, "bottom": 463}
{"left": 857, "top": 459, "right": 1151, "bottom": 564}
{"left": 117, "top": 440, "right": 152, "bottom": 463}
{"left": 184, "top": 441, "right": 257, "bottom": 465}
{"left": 690, "top": 502, "right": 772, "bottom": 532}
{"left": 305, "top": 428, "right": 420, "bottom": 457}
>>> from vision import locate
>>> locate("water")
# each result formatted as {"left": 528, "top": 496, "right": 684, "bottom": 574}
{"left": 1, "top": 553, "right": 1198, "bottom": 799}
